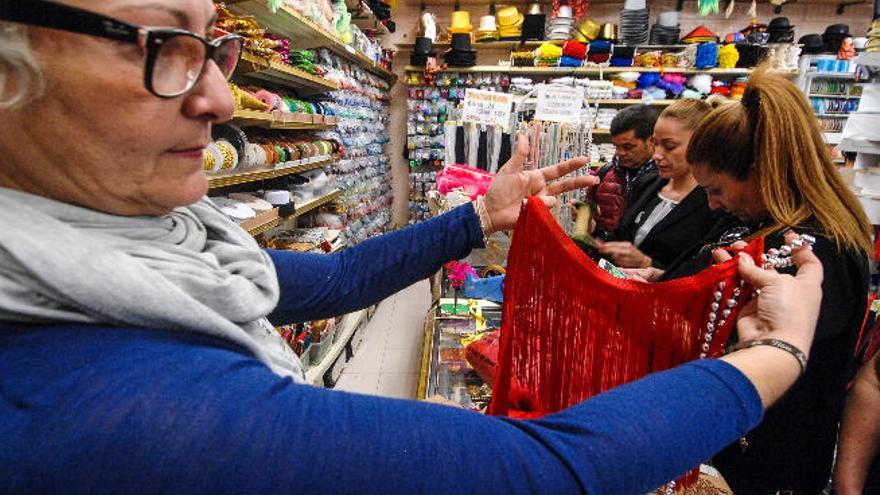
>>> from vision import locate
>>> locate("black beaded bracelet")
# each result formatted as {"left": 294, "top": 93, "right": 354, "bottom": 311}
{"left": 725, "top": 338, "right": 808, "bottom": 373}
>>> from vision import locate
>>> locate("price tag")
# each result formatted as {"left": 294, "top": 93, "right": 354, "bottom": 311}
{"left": 460, "top": 89, "right": 514, "bottom": 130}
{"left": 534, "top": 85, "right": 586, "bottom": 123}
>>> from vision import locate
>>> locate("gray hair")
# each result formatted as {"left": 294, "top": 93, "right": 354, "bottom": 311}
{"left": 0, "top": 22, "right": 44, "bottom": 108}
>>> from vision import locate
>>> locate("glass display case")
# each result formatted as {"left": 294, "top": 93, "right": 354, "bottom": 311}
{"left": 417, "top": 296, "right": 501, "bottom": 411}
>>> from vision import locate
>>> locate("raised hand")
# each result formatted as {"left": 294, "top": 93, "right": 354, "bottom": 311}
{"left": 482, "top": 134, "right": 596, "bottom": 232}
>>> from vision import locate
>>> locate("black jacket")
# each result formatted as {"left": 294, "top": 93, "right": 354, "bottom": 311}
{"left": 666, "top": 224, "right": 870, "bottom": 493}
{"left": 613, "top": 177, "right": 722, "bottom": 269}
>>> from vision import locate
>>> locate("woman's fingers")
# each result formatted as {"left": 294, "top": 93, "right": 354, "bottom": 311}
{"left": 539, "top": 156, "right": 590, "bottom": 182}
{"left": 543, "top": 175, "right": 599, "bottom": 196}
{"left": 713, "top": 248, "right": 733, "bottom": 264}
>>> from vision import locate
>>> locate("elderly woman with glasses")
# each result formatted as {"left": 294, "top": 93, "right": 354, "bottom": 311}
{"left": 0, "top": 1, "right": 830, "bottom": 494}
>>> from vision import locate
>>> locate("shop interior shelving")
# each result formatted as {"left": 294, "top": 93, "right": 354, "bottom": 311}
{"left": 290, "top": 189, "right": 342, "bottom": 219}
{"left": 231, "top": 109, "right": 338, "bottom": 130}
{"left": 404, "top": 65, "right": 767, "bottom": 76}
{"left": 236, "top": 52, "right": 340, "bottom": 94}
{"left": 305, "top": 308, "right": 371, "bottom": 386}
{"left": 208, "top": 156, "right": 336, "bottom": 189}
{"left": 228, "top": 1, "right": 396, "bottom": 82}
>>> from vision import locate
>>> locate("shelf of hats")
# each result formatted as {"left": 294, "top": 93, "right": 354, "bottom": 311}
{"left": 396, "top": 0, "right": 877, "bottom": 225}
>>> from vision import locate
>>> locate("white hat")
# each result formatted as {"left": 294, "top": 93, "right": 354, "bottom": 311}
{"left": 657, "top": 11, "right": 678, "bottom": 28}
{"left": 478, "top": 15, "right": 497, "bottom": 32}
{"left": 623, "top": 0, "right": 647, "bottom": 11}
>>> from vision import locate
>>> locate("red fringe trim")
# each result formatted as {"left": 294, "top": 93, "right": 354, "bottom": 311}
{"left": 488, "top": 198, "right": 764, "bottom": 490}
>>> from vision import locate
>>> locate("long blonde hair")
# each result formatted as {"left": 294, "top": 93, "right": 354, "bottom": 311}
{"left": 659, "top": 98, "right": 722, "bottom": 131}
{"left": 687, "top": 66, "right": 872, "bottom": 255}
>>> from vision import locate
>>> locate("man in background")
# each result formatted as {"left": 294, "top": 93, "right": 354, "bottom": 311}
{"left": 588, "top": 105, "right": 659, "bottom": 241}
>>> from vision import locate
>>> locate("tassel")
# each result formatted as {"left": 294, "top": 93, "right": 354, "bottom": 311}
{"left": 488, "top": 198, "right": 763, "bottom": 489}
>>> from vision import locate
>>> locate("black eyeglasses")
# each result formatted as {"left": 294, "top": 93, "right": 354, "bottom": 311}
{"left": 0, "top": 0, "right": 243, "bottom": 98}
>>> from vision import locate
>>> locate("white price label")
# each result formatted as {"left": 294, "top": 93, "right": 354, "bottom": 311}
{"left": 460, "top": 89, "right": 514, "bottom": 130}
{"left": 534, "top": 86, "right": 586, "bottom": 123}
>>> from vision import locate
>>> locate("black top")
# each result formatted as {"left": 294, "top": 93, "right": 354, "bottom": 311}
{"left": 613, "top": 177, "right": 723, "bottom": 269}
{"left": 667, "top": 223, "right": 870, "bottom": 493}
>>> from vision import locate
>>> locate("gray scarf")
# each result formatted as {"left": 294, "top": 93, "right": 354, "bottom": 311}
{"left": 0, "top": 187, "right": 305, "bottom": 381}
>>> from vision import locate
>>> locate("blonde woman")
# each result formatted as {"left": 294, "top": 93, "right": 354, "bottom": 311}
{"left": 598, "top": 99, "right": 733, "bottom": 269}
{"left": 674, "top": 67, "right": 872, "bottom": 494}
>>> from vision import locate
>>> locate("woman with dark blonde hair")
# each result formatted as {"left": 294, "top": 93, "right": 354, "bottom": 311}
{"left": 678, "top": 66, "right": 872, "bottom": 494}
{"left": 599, "top": 98, "right": 735, "bottom": 269}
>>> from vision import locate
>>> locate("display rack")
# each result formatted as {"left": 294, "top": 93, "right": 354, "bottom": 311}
{"left": 404, "top": 65, "right": 766, "bottom": 76}
{"left": 290, "top": 189, "right": 342, "bottom": 219}
{"left": 348, "top": 0, "right": 389, "bottom": 35}
{"left": 798, "top": 53, "right": 865, "bottom": 140}
{"left": 236, "top": 52, "right": 341, "bottom": 94}
{"left": 208, "top": 156, "right": 335, "bottom": 189}
{"left": 232, "top": 109, "right": 338, "bottom": 130}
{"left": 305, "top": 307, "right": 372, "bottom": 386}
{"left": 228, "top": 1, "right": 396, "bottom": 82}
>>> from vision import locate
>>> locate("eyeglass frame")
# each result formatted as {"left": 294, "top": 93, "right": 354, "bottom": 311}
{"left": 0, "top": 0, "right": 243, "bottom": 98}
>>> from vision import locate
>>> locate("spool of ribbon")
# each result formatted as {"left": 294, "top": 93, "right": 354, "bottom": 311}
{"left": 254, "top": 90, "right": 282, "bottom": 111}
{"left": 559, "top": 56, "right": 583, "bottom": 67}
{"left": 587, "top": 40, "right": 612, "bottom": 54}
{"left": 562, "top": 40, "right": 587, "bottom": 60}
{"left": 609, "top": 57, "right": 633, "bottom": 67}
{"left": 535, "top": 42, "right": 563, "bottom": 59}
{"left": 587, "top": 52, "right": 610, "bottom": 64}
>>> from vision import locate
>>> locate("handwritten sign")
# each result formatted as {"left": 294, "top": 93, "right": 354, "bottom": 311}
{"left": 534, "top": 85, "right": 585, "bottom": 123}
{"left": 461, "top": 89, "right": 514, "bottom": 130}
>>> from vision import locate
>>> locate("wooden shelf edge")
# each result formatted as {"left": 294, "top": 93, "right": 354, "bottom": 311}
{"left": 403, "top": 65, "right": 794, "bottom": 77}
{"left": 246, "top": 216, "right": 280, "bottom": 236}
{"left": 230, "top": 2, "right": 395, "bottom": 83}
{"left": 291, "top": 189, "right": 342, "bottom": 218}
{"left": 305, "top": 308, "right": 369, "bottom": 385}
{"left": 207, "top": 156, "right": 335, "bottom": 189}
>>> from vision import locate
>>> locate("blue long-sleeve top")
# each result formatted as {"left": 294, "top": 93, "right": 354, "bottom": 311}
{"left": 0, "top": 204, "right": 764, "bottom": 494}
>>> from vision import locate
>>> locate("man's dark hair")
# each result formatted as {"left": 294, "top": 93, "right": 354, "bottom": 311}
{"left": 609, "top": 104, "right": 660, "bottom": 140}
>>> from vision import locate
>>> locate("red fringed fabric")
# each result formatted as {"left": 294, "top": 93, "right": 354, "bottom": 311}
{"left": 488, "top": 198, "right": 763, "bottom": 489}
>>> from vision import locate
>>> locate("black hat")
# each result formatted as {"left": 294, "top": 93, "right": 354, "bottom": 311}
{"left": 612, "top": 45, "right": 636, "bottom": 58}
{"left": 799, "top": 34, "right": 825, "bottom": 54}
{"left": 522, "top": 14, "right": 546, "bottom": 41}
{"left": 824, "top": 24, "right": 850, "bottom": 36}
{"left": 414, "top": 37, "right": 434, "bottom": 55}
{"left": 735, "top": 44, "right": 768, "bottom": 68}
{"left": 445, "top": 34, "right": 476, "bottom": 67}
{"left": 767, "top": 17, "right": 794, "bottom": 32}
{"left": 450, "top": 33, "right": 476, "bottom": 53}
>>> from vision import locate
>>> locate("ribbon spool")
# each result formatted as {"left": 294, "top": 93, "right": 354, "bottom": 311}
{"left": 562, "top": 40, "right": 588, "bottom": 60}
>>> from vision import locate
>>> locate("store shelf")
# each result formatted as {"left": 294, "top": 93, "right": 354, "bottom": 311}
{"left": 207, "top": 156, "right": 335, "bottom": 189}
{"left": 809, "top": 93, "right": 860, "bottom": 99}
{"left": 405, "top": 65, "right": 781, "bottom": 77}
{"left": 839, "top": 137, "right": 880, "bottom": 155}
{"left": 246, "top": 216, "right": 281, "bottom": 237}
{"left": 229, "top": 1, "right": 396, "bottom": 82}
{"left": 348, "top": 1, "right": 389, "bottom": 35}
{"left": 291, "top": 189, "right": 342, "bottom": 218}
{"left": 824, "top": 132, "right": 843, "bottom": 144}
{"left": 237, "top": 52, "right": 339, "bottom": 94}
{"left": 808, "top": 71, "right": 858, "bottom": 79}
{"left": 855, "top": 52, "right": 880, "bottom": 69}
{"left": 305, "top": 308, "right": 370, "bottom": 385}
{"left": 231, "top": 109, "right": 337, "bottom": 130}
{"left": 398, "top": 41, "right": 693, "bottom": 51}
